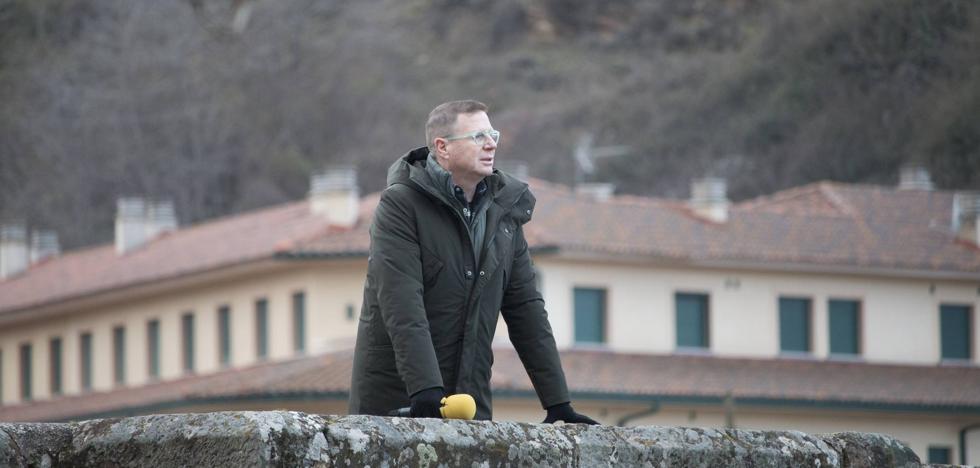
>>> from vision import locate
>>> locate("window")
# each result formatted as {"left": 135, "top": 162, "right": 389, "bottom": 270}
{"left": 293, "top": 292, "right": 306, "bottom": 354}
{"left": 80, "top": 332, "right": 92, "bottom": 391}
{"left": 49, "top": 337, "right": 62, "bottom": 395}
{"left": 112, "top": 326, "right": 125, "bottom": 385}
{"left": 218, "top": 306, "right": 232, "bottom": 367}
{"left": 676, "top": 293, "right": 709, "bottom": 349}
{"left": 573, "top": 288, "right": 606, "bottom": 344}
{"left": 19, "top": 343, "right": 31, "bottom": 401}
{"left": 147, "top": 320, "right": 160, "bottom": 379}
{"left": 940, "top": 304, "right": 972, "bottom": 360}
{"left": 927, "top": 446, "right": 951, "bottom": 464}
{"left": 182, "top": 312, "right": 195, "bottom": 373}
{"left": 829, "top": 299, "right": 860, "bottom": 356}
{"left": 779, "top": 297, "right": 811, "bottom": 353}
{"left": 255, "top": 298, "right": 268, "bottom": 359}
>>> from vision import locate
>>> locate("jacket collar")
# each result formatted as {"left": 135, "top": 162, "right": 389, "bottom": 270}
{"left": 388, "top": 147, "right": 528, "bottom": 211}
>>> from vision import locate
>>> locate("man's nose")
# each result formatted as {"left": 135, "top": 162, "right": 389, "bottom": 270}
{"left": 484, "top": 136, "right": 497, "bottom": 150}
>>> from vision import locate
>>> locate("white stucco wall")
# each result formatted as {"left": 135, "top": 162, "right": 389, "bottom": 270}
{"left": 0, "top": 259, "right": 366, "bottom": 405}
{"left": 503, "top": 257, "right": 979, "bottom": 366}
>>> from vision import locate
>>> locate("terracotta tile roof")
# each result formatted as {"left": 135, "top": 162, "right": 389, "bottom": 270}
{"left": 290, "top": 178, "right": 980, "bottom": 275}
{"left": 513, "top": 179, "right": 980, "bottom": 274}
{"left": 0, "top": 351, "right": 354, "bottom": 423}
{"left": 0, "top": 201, "right": 364, "bottom": 314}
{"left": 2, "top": 178, "right": 977, "bottom": 315}
{"left": 493, "top": 349, "right": 980, "bottom": 411}
{"left": 3, "top": 349, "right": 979, "bottom": 422}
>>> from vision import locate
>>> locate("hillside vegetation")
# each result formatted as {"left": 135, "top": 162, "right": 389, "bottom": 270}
{"left": 1, "top": 0, "right": 977, "bottom": 249}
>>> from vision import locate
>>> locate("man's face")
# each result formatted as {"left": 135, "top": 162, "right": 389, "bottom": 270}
{"left": 439, "top": 111, "right": 497, "bottom": 181}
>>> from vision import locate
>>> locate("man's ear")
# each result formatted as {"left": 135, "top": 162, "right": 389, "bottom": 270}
{"left": 433, "top": 138, "right": 449, "bottom": 160}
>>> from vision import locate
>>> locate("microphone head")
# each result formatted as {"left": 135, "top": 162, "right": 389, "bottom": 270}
{"left": 440, "top": 394, "right": 477, "bottom": 420}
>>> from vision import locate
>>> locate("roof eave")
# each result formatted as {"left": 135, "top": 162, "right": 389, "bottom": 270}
{"left": 0, "top": 256, "right": 288, "bottom": 324}
{"left": 275, "top": 250, "right": 369, "bottom": 260}
{"left": 32, "top": 391, "right": 350, "bottom": 423}
{"left": 493, "top": 389, "right": 980, "bottom": 415}
{"left": 689, "top": 258, "right": 980, "bottom": 282}
{"left": 547, "top": 249, "right": 980, "bottom": 281}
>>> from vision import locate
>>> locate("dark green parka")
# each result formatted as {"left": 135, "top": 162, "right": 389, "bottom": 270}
{"left": 348, "top": 147, "right": 570, "bottom": 420}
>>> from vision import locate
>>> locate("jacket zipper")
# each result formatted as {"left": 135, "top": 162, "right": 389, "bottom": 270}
{"left": 452, "top": 186, "right": 528, "bottom": 394}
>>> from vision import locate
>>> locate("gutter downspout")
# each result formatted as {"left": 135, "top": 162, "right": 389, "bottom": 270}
{"left": 960, "top": 422, "right": 980, "bottom": 465}
{"left": 616, "top": 401, "right": 661, "bottom": 427}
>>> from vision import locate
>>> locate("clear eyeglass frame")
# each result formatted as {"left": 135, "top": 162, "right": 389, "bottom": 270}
{"left": 442, "top": 129, "right": 501, "bottom": 145}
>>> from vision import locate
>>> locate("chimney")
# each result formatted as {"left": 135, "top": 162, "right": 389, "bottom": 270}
{"left": 115, "top": 198, "right": 177, "bottom": 254}
{"left": 952, "top": 191, "right": 980, "bottom": 246}
{"left": 310, "top": 166, "right": 359, "bottom": 228}
{"left": 496, "top": 160, "right": 529, "bottom": 181}
{"left": 29, "top": 230, "right": 60, "bottom": 264}
{"left": 690, "top": 177, "right": 730, "bottom": 223}
{"left": 146, "top": 200, "right": 177, "bottom": 239}
{"left": 575, "top": 182, "right": 615, "bottom": 202}
{"left": 898, "top": 165, "right": 934, "bottom": 191}
{"left": 0, "top": 223, "right": 29, "bottom": 279}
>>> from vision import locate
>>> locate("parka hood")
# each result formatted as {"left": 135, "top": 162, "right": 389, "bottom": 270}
{"left": 387, "top": 147, "right": 534, "bottom": 224}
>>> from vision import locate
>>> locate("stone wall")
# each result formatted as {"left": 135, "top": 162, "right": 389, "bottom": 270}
{"left": 0, "top": 411, "right": 932, "bottom": 467}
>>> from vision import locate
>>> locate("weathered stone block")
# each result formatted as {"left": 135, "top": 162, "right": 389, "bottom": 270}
{"left": 0, "top": 422, "right": 72, "bottom": 467}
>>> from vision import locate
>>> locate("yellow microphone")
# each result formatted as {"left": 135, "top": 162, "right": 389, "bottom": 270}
{"left": 439, "top": 393, "right": 476, "bottom": 420}
{"left": 389, "top": 393, "right": 476, "bottom": 420}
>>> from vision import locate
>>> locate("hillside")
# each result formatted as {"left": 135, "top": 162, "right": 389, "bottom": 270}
{"left": 0, "top": 0, "right": 977, "bottom": 249}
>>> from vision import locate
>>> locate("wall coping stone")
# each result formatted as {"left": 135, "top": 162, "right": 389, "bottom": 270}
{"left": 0, "top": 411, "right": 935, "bottom": 467}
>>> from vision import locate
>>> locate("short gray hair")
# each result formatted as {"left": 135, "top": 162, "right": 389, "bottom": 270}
{"left": 425, "top": 100, "right": 489, "bottom": 152}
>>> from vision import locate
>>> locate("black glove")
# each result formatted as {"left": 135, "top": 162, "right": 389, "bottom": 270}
{"left": 543, "top": 402, "right": 599, "bottom": 425}
{"left": 410, "top": 387, "right": 445, "bottom": 418}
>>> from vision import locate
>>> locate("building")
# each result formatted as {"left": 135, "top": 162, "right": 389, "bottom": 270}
{"left": 0, "top": 167, "right": 978, "bottom": 464}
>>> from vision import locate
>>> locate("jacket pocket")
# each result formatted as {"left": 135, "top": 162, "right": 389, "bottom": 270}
{"left": 361, "top": 305, "right": 392, "bottom": 349}
{"left": 420, "top": 244, "right": 445, "bottom": 291}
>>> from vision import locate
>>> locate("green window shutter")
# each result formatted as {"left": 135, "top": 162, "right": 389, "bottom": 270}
{"left": 112, "top": 326, "right": 125, "bottom": 385}
{"left": 80, "top": 332, "right": 92, "bottom": 390}
{"left": 147, "top": 320, "right": 160, "bottom": 379}
{"left": 927, "top": 446, "right": 951, "bottom": 464}
{"left": 218, "top": 306, "right": 232, "bottom": 367}
{"left": 940, "top": 304, "right": 971, "bottom": 360}
{"left": 19, "top": 343, "right": 31, "bottom": 401}
{"left": 779, "top": 297, "right": 811, "bottom": 353}
{"left": 49, "top": 338, "right": 62, "bottom": 395}
{"left": 256, "top": 299, "right": 268, "bottom": 359}
{"left": 676, "top": 293, "right": 709, "bottom": 348}
{"left": 182, "top": 313, "right": 195, "bottom": 373}
{"left": 829, "top": 299, "right": 860, "bottom": 355}
{"left": 574, "top": 288, "right": 606, "bottom": 344}
{"left": 293, "top": 293, "right": 306, "bottom": 353}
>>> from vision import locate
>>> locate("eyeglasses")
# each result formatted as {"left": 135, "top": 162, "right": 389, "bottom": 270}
{"left": 442, "top": 129, "right": 501, "bottom": 146}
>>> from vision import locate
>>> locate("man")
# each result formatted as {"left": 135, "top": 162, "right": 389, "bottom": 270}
{"left": 349, "top": 100, "right": 597, "bottom": 424}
